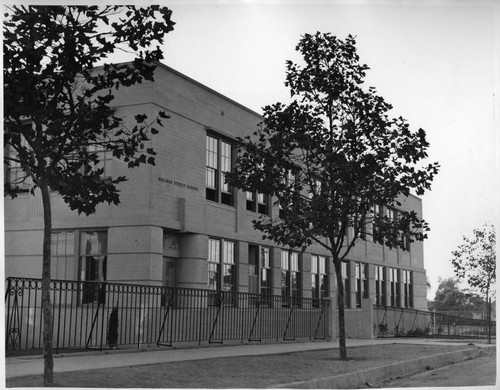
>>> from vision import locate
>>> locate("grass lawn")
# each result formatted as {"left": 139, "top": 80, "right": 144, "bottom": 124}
{"left": 6, "top": 343, "right": 472, "bottom": 388}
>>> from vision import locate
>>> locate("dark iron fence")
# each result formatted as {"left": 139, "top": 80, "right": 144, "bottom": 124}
{"left": 5, "top": 277, "right": 330, "bottom": 353}
{"left": 374, "top": 305, "right": 496, "bottom": 339}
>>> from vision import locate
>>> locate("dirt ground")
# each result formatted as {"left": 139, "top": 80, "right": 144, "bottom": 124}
{"left": 375, "top": 349, "right": 496, "bottom": 388}
{"left": 6, "top": 343, "right": 473, "bottom": 388}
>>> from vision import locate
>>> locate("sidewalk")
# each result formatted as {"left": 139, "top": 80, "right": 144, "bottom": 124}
{"left": 5, "top": 337, "right": 495, "bottom": 379}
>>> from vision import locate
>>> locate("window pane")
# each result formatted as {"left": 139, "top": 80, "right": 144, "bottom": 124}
{"left": 319, "top": 256, "right": 326, "bottom": 274}
{"left": 261, "top": 269, "right": 270, "bottom": 285}
{"left": 206, "top": 136, "right": 218, "bottom": 169}
{"left": 291, "top": 272, "right": 298, "bottom": 289}
{"left": 206, "top": 167, "right": 217, "bottom": 189}
{"left": 208, "top": 239, "right": 220, "bottom": 290}
{"left": 223, "top": 241, "right": 235, "bottom": 264}
{"left": 208, "top": 263, "right": 220, "bottom": 290}
{"left": 281, "top": 250, "right": 289, "bottom": 270}
{"left": 81, "top": 231, "right": 107, "bottom": 255}
{"left": 220, "top": 141, "right": 231, "bottom": 193}
{"left": 341, "top": 262, "right": 348, "bottom": 279}
{"left": 51, "top": 231, "right": 75, "bottom": 281}
{"left": 223, "top": 264, "right": 235, "bottom": 291}
{"left": 52, "top": 231, "right": 75, "bottom": 256}
{"left": 311, "top": 255, "right": 318, "bottom": 274}
{"left": 290, "top": 252, "right": 298, "bottom": 271}
{"left": 248, "top": 244, "right": 259, "bottom": 295}
{"left": 261, "top": 247, "right": 269, "bottom": 268}
{"left": 248, "top": 245, "right": 258, "bottom": 266}
{"left": 208, "top": 239, "right": 220, "bottom": 263}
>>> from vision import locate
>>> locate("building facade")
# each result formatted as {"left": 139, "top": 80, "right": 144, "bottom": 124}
{"left": 4, "top": 63, "right": 428, "bottom": 339}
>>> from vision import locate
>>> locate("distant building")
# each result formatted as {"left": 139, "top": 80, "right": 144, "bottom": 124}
{"left": 4, "top": 63, "right": 428, "bottom": 339}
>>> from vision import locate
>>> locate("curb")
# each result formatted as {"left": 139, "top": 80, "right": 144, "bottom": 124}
{"left": 273, "top": 345, "right": 495, "bottom": 389}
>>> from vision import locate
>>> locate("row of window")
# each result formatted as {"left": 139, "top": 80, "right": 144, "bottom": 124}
{"left": 375, "top": 265, "right": 414, "bottom": 308}
{"left": 208, "top": 239, "right": 328, "bottom": 304}
{"left": 205, "top": 133, "right": 411, "bottom": 251}
{"left": 48, "top": 227, "right": 414, "bottom": 309}
{"left": 207, "top": 238, "right": 414, "bottom": 309}
{"left": 5, "top": 126, "right": 113, "bottom": 193}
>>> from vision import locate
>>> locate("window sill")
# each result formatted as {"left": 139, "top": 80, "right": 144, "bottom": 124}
{"left": 206, "top": 199, "right": 236, "bottom": 210}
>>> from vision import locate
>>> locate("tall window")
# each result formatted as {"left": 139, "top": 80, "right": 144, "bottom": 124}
{"left": 246, "top": 192, "right": 269, "bottom": 215}
{"left": 402, "top": 270, "right": 413, "bottom": 308}
{"left": 208, "top": 239, "right": 221, "bottom": 291}
{"left": 400, "top": 230, "right": 411, "bottom": 252}
{"left": 279, "top": 170, "right": 297, "bottom": 219}
{"left": 260, "top": 247, "right": 271, "bottom": 296}
{"left": 311, "top": 255, "right": 328, "bottom": 302}
{"left": 248, "top": 245, "right": 272, "bottom": 299}
{"left": 79, "top": 231, "right": 108, "bottom": 304}
{"left": 51, "top": 231, "right": 75, "bottom": 280}
{"left": 389, "top": 268, "right": 401, "bottom": 307}
{"left": 373, "top": 205, "right": 383, "bottom": 244}
{"left": 281, "top": 250, "right": 301, "bottom": 306}
{"left": 281, "top": 251, "right": 289, "bottom": 299}
{"left": 385, "top": 207, "right": 397, "bottom": 248}
{"left": 4, "top": 129, "right": 32, "bottom": 192}
{"left": 87, "top": 143, "right": 112, "bottom": 178}
{"left": 341, "top": 261, "right": 350, "bottom": 308}
{"left": 208, "top": 238, "right": 236, "bottom": 291}
{"left": 385, "top": 208, "right": 395, "bottom": 223}
{"left": 375, "top": 265, "right": 385, "bottom": 306}
{"left": 206, "top": 134, "right": 233, "bottom": 205}
{"left": 359, "top": 215, "right": 367, "bottom": 241}
{"left": 355, "top": 262, "right": 368, "bottom": 308}
{"left": 222, "top": 241, "right": 235, "bottom": 291}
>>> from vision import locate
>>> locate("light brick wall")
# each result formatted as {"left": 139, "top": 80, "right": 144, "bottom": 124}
{"left": 4, "top": 64, "right": 428, "bottom": 318}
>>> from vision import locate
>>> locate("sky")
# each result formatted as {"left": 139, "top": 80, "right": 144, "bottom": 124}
{"left": 152, "top": 0, "right": 498, "bottom": 299}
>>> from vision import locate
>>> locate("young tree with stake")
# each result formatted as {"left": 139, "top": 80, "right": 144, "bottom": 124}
{"left": 4, "top": 5, "right": 175, "bottom": 385}
{"left": 226, "top": 32, "right": 439, "bottom": 360}
{"left": 452, "top": 223, "right": 496, "bottom": 343}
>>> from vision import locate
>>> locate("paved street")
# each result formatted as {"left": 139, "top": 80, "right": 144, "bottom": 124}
{"left": 377, "top": 349, "right": 496, "bottom": 388}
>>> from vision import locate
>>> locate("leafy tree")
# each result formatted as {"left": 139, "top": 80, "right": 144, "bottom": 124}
{"left": 428, "top": 277, "right": 484, "bottom": 317}
{"left": 452, "top": 223, "right": 496, "bottom": 343}
{"left": 226, "top": 32, "right": 439, "bottom": 360}
{"left": 3, "top": 5, "right": 175, "bottom": 385}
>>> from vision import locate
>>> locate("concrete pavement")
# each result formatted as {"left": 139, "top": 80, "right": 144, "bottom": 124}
{"left": 5, "top": 337, "right": 495, "bottom": 380}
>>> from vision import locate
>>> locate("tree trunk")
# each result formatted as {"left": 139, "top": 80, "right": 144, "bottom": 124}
{"left": 332, "top": 259, "right": 347, "bottom": 360}
{"left": 486, "top": 291, "right": 491, "bottom": 345}
{"left": 40, "top": 182, "right": 54, "bottom": 386}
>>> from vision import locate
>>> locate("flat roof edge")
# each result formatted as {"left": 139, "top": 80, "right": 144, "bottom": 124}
{"left": 105, "top": 61, "right": 263, "bottom": 119}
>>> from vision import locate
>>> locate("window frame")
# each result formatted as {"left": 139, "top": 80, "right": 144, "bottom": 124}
{"left": 51, "top": 230, "right": 76, "bottom": 281}
{"left": 248, "top": 244, "right": 272, "bottom": 300}
{"left": 206, "top": 133, "right": 234, "bottom": 206}
{"left": 311, "top": 254, "right": 328, "bottom": 302}
{"left": 278, "top": 169, "right": 299, "bottom": 219}
{"left": 281, "top": 249, "right": 301, "bottom": 306}
{"left": 402, "top": 270, "right": 413, "bottom": 308}
{"left": 78, "top": 230, "right": 108, "bottom": 305}
{"left": 375, "top": 265, "right": 386, "bottom": 307}
{"left": 354, "top": 262, "right": 368, "bottom": 308}
{"left": 207, "top": 237, "right": 237, "bottom": 292}
{"left": 4, "top": 125, "right": 33, "bottom": 193}
{"left": 341, "top": 261, "right": 350, "bottom": 308}
{"left": 246, "top": 191, "right": 270, "bottom": 215}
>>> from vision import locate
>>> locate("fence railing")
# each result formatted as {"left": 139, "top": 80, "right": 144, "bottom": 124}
{"left": 5, "top": 277, "right": 330, "bottom": 353}
{"left": 374, "top": 305, "right": 496, "bottom": 339}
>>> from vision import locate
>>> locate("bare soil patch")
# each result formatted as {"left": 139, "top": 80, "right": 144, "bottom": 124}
{"left": 6, "top": 343, "right": 472, "bottom": 388}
